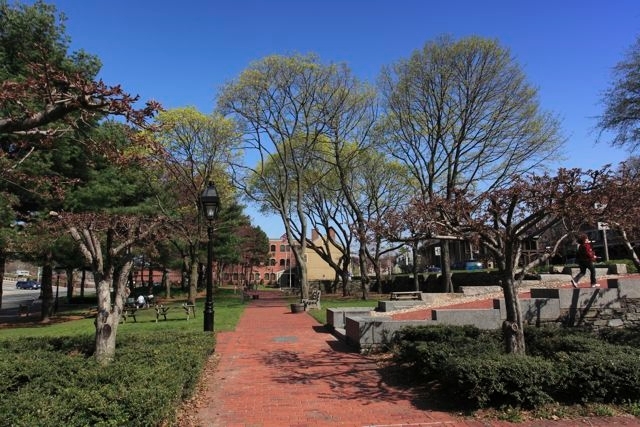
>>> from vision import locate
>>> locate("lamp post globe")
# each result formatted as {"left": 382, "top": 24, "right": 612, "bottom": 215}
{"left": 200, "top": 181, "right": 220, "bottom": 332}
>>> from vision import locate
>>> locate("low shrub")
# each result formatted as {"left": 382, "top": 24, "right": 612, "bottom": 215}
{"left": 440, "top": 354, "right": 558, "bottom": 408}
{"left": 0, "top": 326, "right": 215, "bottom": 426}
{"left": 392, "top": 324, "right": 640, "bottom": 411}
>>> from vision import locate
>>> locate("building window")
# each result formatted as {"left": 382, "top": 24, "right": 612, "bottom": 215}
{"left": 270, "top": 273, "right": 276, "bottom": 281}
{"left": 270, "top": 244, "right": 276, "bottom": 252}
{"left": 280, "top": 244, "right": 285, "bottom": 252}
{"left": 270, "top": 258, "right": 276, "bottom": 266}
{"left": 280, "top": 259, "right": 285, "bottom": 266}
{"left": 264, "top": 273, "right": 269, "bottom": 280}
{"left": 232, "top": 273, "right": 238, "bottom": 281}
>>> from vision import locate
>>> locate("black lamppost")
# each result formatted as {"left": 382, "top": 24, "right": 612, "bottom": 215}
{"left": 200, "top": 181, "right": 220, "bottom": 332}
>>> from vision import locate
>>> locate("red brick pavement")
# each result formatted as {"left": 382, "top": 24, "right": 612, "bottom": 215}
{"left": 192, "top": 284, "right": 640, "bottom": 427}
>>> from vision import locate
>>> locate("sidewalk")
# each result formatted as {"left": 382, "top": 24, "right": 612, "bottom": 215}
{"left": 190, "top": 288, "right": 640, "bottom": 427}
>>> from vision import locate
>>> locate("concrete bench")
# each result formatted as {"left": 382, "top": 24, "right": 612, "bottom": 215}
{"left": 390, "top": 291, "right": 422, "bottom": 300}
{"left": 302, "top": 289, "right": 321, "bottom": 310}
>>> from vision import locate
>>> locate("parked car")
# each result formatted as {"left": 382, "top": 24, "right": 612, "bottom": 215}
{"left": 451, "top": 260, "right": 484, "bottom": 271}
{"left": 16, "top": 280, "right": 40, "bottom": 290}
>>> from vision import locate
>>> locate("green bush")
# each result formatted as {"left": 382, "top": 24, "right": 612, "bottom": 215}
{"left": 392, "top": 324, "right": 640, "bottom": 411}
{"left": 440, "top": 354, "right": 558, "bottom": 408}
{"left": 0, "top": 330, "right": 214, "bottom": 426}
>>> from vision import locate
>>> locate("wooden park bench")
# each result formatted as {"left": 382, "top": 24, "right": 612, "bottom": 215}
{"left": 18, "top": 297, "right": 38, "bottom": 317}
{"left": 155, "top": 305, "right": 170, "bottom": 322}
{"left": 121, "top": 306, "right": 137, "bottom": 323}
{"left": 302, "top": 289, "right": 321, "bottom": 310}
{"left": 390, "top": 291, "right": 422, "bottom": 301}
{"left": 182, "top": 303, "right": 196, "bottom": 320}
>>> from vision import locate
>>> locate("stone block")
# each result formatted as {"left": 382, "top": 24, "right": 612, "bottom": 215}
{"left": 377, "top": 300, "right": 428, "bottom": 312}
{"left": 530, "top": 288, "right": 560, "bottom": 299}
{"left": 616, "top": 278, "right": 640, "bottom": 299}
{"left": 344, "top": 316, "right": 435, "bottom": 350}
{"left": 539, "top": 274, "right": 571, "bottom": 282}
{"left": 459, "top": 285, "right": 502, "bottom": 296}
{"left": 556, "top": 288, "right": 622, "bottom": 310}
{"left": 492, "top": 298, "right": 561, "bottom": 323}
{"left": 609, "top": 264, "right": 628, "bottom": 274}
{"left": 326, "top": 307, "right": 373, "bottom": 329}
{"left": 432, "top": 308, "right": 502, "bottom": 329}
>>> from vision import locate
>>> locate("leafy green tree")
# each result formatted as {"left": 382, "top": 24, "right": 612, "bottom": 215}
{"left": 0, "top": 0, "right": 158, "bottom": 321}
{"left": 149, "top": 106, "right": 240, "bottom": 304}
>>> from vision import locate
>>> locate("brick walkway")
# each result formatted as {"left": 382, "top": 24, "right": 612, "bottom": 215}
{"left": 192, "top": 285, "right": 640, "bottom": 427}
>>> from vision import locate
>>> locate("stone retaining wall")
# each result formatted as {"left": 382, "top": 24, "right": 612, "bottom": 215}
{"left": 329, "top": 276, "right": 640, "bottom": 352}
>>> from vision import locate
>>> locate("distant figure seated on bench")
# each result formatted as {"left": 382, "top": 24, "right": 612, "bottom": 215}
{"left": 155, "top": 305, "right": 170, "bottom": 322}
{"left": 302, "top": 289, "right": 321, "bottom": 310}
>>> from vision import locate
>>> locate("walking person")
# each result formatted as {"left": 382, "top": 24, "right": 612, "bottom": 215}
{"left": 571, "top": 233, "right": 599, "bottom": 288}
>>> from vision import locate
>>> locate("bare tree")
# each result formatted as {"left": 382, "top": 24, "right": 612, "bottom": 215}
{"left": 218, "top": 54, "right": 366, "bottom": 299}
{"left": 378, "top": 35, "right": 563, "bottom": 292}
{"left": 598, "top": 36, "right": 640, "bottom": 153}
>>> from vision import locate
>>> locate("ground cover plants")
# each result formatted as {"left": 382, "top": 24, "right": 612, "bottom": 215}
{"left": 0, "top": 288, "right": 244, "bottom": 426}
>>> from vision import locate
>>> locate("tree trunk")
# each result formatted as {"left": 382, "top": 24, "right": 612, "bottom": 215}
{"left": 94, "top": 278, "right": 119, "bottom": 365}
{"left": 0, "top": 252, "right": 5, "bottom": 310}
{"left": 188, "top": 258, "right": 198, "bottom": 305}
{"left": 80, "top": 269, "right": 86, "bottom": 298}
{"left": 620, "top": 228, "right": 640, "bottom": 271}
{"left": 411, "top": 243, "right": 420, "bottom": 291}
{"left": 40, "top": 260, "right": 54, "bottom": 322}
{"left": 163, "top": 270, "right": 170, "bottom": 298}
{"left": 358, "top": 245, "right": 369, "bottom": 300}
{"left": 442, "top": 242, "right": 454, "bottom": 293}
{"left": 501, "top": 274, "right": 526, "bottom": 354}
{"left": 65, "top": 267, "right": 75, "bottom": 302}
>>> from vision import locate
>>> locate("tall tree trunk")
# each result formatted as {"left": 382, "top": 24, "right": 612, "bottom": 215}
{"left": 80, "top": 269, "right": 86, "bottom": 298}
{"left": 188, "top": 258, "right": 198, "bottom": 305}
{"left": 40, "top": 256, "right": 54, "bottom": 322}
{"left": 0, "top": 251, "right": 5, "bottom": 310}
{"left": 358, "top": 245, "right": 369, "bottom": 300}
{"left": 65, "top": 267, "right": 75, "bottom": 302}
{"left": 411, "top": 243, "right": 420, "bottom": 291}
{"left": 163, "top": 269, "right": 170, "bottom": 298}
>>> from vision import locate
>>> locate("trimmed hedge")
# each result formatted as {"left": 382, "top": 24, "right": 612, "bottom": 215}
{"left": 392, "top": 324, "right": 640, "bottom": 410}
{"left": 0, "top": 330, "right": 214, "bottom": 426}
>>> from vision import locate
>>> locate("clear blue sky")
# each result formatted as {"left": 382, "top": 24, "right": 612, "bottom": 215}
{"left": 46, "top": 0, "right": 640, "bottom": 236}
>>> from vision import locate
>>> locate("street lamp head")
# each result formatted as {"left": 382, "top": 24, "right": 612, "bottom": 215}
{"left": 200, "top": 181, "right": 220, "bottom": 221}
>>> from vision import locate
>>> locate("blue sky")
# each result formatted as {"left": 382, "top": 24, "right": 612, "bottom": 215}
{"left": 46, "top": 0, "right": 640, "bottom": 236}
